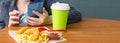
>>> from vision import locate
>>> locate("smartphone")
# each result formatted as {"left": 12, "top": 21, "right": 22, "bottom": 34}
{"left": 27, "top": 0, "right": 44, "bottom": 18}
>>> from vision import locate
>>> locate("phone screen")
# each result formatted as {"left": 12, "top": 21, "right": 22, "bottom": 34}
{"left": 28, "top": 0, "right": 44, "bottom": 18}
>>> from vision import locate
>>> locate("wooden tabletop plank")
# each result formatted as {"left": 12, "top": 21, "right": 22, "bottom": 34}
{"left": 0, "top": 18, "right": 120, "bottom": 43}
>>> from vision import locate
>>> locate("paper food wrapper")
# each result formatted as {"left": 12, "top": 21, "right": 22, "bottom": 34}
{"left": 8, "top": 30, "right": 67, "bottom": 43}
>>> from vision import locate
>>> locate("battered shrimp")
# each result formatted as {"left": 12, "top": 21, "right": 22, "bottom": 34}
{"left": 26, "top": 29, "right": 40, "bottom": 41}
{"left": 16, "top": 27, "right": 28, "bottom": 34}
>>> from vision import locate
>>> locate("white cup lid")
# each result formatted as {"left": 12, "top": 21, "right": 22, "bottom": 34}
{"left": 51, "top": 2, "right": 70, "bottom": 10}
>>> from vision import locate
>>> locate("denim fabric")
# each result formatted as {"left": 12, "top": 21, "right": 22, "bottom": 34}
{"left": 0, "top": 21, "right": 5, "bottom": 29}
{"left": 0, "top": 0, "right": 82, "bottom": 29}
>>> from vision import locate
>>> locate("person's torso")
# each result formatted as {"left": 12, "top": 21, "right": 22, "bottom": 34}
{"left": 0, "top": 0, "right": 55, "bottom": 27}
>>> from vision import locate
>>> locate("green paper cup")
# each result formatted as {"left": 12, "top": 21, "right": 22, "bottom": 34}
{"left": 51, "top": 2, "right": 70, "bottom": 30}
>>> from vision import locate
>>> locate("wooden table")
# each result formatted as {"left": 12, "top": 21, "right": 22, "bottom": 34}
{"left": 0, "top": 18, "right": 120, "bottom": 43}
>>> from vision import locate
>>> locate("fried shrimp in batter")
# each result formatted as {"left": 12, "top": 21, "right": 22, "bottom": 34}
{"left": 16, "top": 27, "right": 28, "bottom": 34}
{"left": 26, "top": 28, "right": 40, "bottom": 41}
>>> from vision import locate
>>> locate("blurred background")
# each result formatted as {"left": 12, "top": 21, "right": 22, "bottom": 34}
{"left": 0, "top": 0, "right": 120, "bottom": 20}
{"left": 57, "top": 0, "right": 120, "bottom": 20}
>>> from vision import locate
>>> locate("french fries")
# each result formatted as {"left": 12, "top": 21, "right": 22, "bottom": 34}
{"left": 29, "top": 29, "right": 39, "bottom": 41}
{"left": 37, "top": 32, "right": 49, "bottom": 43}
{"left": 16, "top": 27, "right": 50, "bottom": 43}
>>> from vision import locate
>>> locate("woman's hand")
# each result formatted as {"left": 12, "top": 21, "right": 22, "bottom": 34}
{"left": 26, "top": 8, "right": 52, "bottom": 26}
{"left": 8, "top": 10, "right": 23, "bottom": 27}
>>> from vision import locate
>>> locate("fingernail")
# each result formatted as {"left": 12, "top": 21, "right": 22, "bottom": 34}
{"left": 17, "top": 17, "right": 19, "bottom": 19}
{"left": 32, "top": 10, "right": 35, "bottom": 12}
{"left": 26, "top": 16, "right": 29, "bottom": 18}
{"left": 43, "top": 8, "right": 45, "bottom": 10}
{"left": 43, "top": 8, "right": 45, "bottom": 9}
{"left": 20, "top": 12, "right": 24, "bottom": 14}
{"left": 27, "top": 16, "right": 30, "bottom": 19}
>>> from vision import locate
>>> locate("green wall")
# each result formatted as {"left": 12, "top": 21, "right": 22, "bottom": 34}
{"left": 0, "top": 0, "right": 120, "bottom": 20}
{"left": 57, "top": 0, "right": 120, "bottom": 20}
